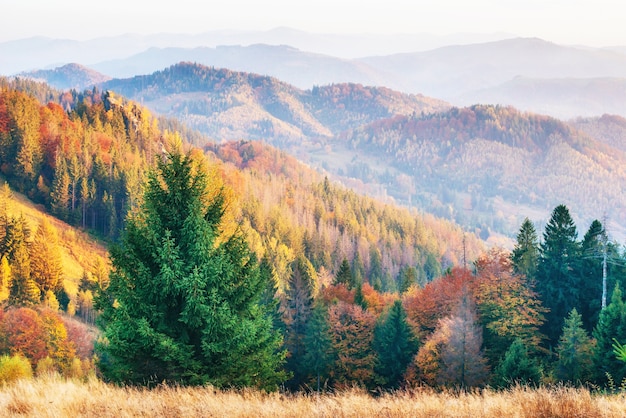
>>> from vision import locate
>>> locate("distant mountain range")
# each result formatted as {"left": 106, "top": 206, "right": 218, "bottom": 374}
{"left": 82, "top": 62, "right": 626, "bottom": 242}
{"left": 0, "top": 28, "right": 513, "bottom": 75}
{"left": 12, "top": 36, "right": 626, "bottom": 120}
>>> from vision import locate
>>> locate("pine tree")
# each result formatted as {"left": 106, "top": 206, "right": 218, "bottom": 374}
{"left": 554, "top": 308, "right": 594, "bottom": 384}
{"left": 398, "top": 265, "right": 418, "bottom": 294}
{"left": 282, "top": 255, "right": 316, "bottom": 389}
{"left": 579, "top": 220, "right": 606, "bottom": 332}
{"left": 334, "top": 258, "right": 353, "bottom": 288}
{"left": 50, "top": 155, "right": 70, "bottom": 221}
{"left": 7, "top": 215, "right": 40, "bottom": 306}
{"left": 511, "top": 218, "right": 539, "bottom": 282}
{"left": 96, "top": 152, "right": 287, "bottom": 388}
{"left": 536, "top": 205, "right": 581, "bottom": 345}
{"left": 302, "top": 303, "right": 334, "bottom": 392}
{"left": 592, "top": 285, "right": 626, "bottom": 386}
{"left": 373, "top": 300, "right": 418, "bottom": 389}
{"left": 492, "top": 339, "right": 541, "bottom": 388}
{"left": 29, "top": 218, "right": 63, "bottom": 299}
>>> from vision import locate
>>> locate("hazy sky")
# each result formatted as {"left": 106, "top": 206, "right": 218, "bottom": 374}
{"left": 2, "top": 0, "right": 624, "bottom": 46}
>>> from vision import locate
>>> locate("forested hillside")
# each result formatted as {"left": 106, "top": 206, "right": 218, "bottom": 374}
{"left": 100, "top": 62, "right": 449, "bottom": 144}
{"left": 92, "top": 63, "right": 626, "bottom": 241}
{"left": 2, "top": 79, "right": 626, "bottom": 392}
{"left": 342, "top": 105, "right": 626, "bottom": 239}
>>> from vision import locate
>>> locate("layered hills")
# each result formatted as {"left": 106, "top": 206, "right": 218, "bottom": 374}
{"left": 0, "top": 80, "right": 481, "bottom": 294}
{"left": 86, "top": 63, "right": 626, "bottom": 241}
{"left": 11, "top": 37, "right": 626, "bottom": 120}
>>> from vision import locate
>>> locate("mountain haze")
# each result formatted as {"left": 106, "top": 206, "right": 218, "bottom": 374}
{"left": 100, "top": 62, "right": 449, "bottom": 143}
{"left": 97, "top": 63, "right": 626, "bottom": 242}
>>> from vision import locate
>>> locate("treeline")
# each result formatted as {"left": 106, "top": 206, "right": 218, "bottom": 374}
{"left": 208, "top": 140, "right": 482, "bottom": 290}
{"left": 341, "top": 104, "right": 626, "bottom": 233}
{"left": 101, "top": 62, "right": 448, "bottom": 142}
{"left": 258, "top": 203, "right": 626, "bottom": 390}
{"left": 0, "top": 84, "right": 167, "bottom": 239}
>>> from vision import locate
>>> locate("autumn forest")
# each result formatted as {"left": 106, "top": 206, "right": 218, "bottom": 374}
{"left": 1, "top": 73, "right": 626, "bottom": 404}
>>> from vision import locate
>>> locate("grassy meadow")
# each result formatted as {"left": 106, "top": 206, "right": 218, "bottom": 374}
{"left": 0, "top": 376, "right": 625, "bottom": 418}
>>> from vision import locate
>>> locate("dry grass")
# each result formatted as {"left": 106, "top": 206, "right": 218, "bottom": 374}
{"left": 0, "top": 377, "right": 624, "bottom": 418}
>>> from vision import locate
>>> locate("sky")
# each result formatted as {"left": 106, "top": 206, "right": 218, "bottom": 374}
{"left": 1, "top": 0, "right": 625, "bottom": 46}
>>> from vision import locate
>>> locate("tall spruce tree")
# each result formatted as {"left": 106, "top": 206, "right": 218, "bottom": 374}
{"left": 7, "top": 215, "right": 40, "bottom": 306}
{"left": 96, "top": 151, "right": 286, "bottom": 388}
{"left": 334, "top": 258, "right": 353, "bottom": 288}
{"left": 302, "top": 303, "right": 334, "bottom": 392}
{"left": 592, "top": 285, "right": 626, "bottom": 386}
{"left": 554, "top": 308, "right": 594, "bottom": 384}
{"left": 282, "top": 255, "right": 316, "bottom": 389}
{"left": 536, "top": 205, "right": 581, "bottom": 345}
{"left": 511, "top": 217, "right": 540, "bottom": 282}
{"left": 373, "top": 300, "right": 418, "bottom": 388}
{"left": 579, "top": 220, "right": 606, "bottom": 332}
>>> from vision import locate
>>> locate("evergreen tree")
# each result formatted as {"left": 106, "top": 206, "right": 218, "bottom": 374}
{"left": 492, "top": 339, "right": 541, "bottom": 388}
{"left": 283, "top": 255, "right": 316, "bottom": 389}
{"left": 302, "top": 303, "right": 334, "bottom": 392}
{"left": 354, "top": 281, "right": 368, "bottom": 310}
{"left": 50, "top": 155, "right": 70, "bottom": 221}
{"left": 334, "top": 258, "right": 353, "bottom": 288}
{"left": 7, "top": 215, "right": 39, "bottom": 306}
{"left": 592, "top": 285, "right": 626, "bottom": 386}
{"left": 96, "top": 152, "right": 286, "bottom": 388}
{"left": 373, "top": 300, "right": 418, "bottom": 389}
{"left": 579, "top": 220, "right": 606, "bottom": 332}
{"left": 536, "top": 205, "right": 581, "bottom": 345}
{"left": 29, "top": 218, "right": 63, "bottom": 299}
{"left": 398, "top": 265, "right": 418, "bottom": 294}
{"left": 554, "top": 308, "right": 594, "bottom": 384}
{"left": 511, "top": 217, "right": 539, "bottom": 282}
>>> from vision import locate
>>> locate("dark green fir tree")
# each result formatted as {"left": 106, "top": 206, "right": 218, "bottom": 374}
{"left": 373, "top": 300, "right": 418, "bottom": 389}
{"left": 96, "top": 151, "right": 287, "bottom": 389}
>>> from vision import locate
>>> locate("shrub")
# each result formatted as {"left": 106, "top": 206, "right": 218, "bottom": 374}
{"left": 0, "top": 354, "right": 33, "bottom": 383}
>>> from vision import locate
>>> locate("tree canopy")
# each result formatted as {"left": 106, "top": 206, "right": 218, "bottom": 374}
{"left": 96, "top": 151, "right": 287, "bottom": 388}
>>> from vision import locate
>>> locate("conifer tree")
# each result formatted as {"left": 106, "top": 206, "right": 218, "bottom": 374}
{"left": 511, "top": 217, "right": 539, "bottom": 282}
{"left": 334, "top": 258, "right": 353, "bottom": 288}
{"left": 7, "top": 215, "right": 40, "bottom": 306}
{"left": 592, "top": 285, "right": 626, "bottom": 386}
{"left": 398, "top": 265, "right": 418, "bottom": 294}
{"left": 554, "top": 308, "right": 594, "bottom": 384}
{"left": 373, "top": 300, "right": 418, "bottom": 388}
{"left": 579, "top": 220, "right": 606, "bottom": 332}
{"left": 302, "top": 303, "right": 334, "bottom": 392}
{"left": 536, "top": 205, "right": 581, "bottom": 345}
{"left": 283, "top": 255, "right": 316, "bottom": 389}
{"left": 492, "top": 338, "right": 541, "bottom": 388}
{"left": 29, "top": 218, "right": 63, "bottom": 299}
{"left": 96, "top": 151, "right": 286, "bottom": 388}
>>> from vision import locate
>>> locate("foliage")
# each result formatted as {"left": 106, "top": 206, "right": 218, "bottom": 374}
{"left": 554, "top": 309, "right": 594, "bottom": 384}
{"left": 592, "top": 285, "right": 626, "bottom": 385}
{"left": 301, "top": 303, "right": 335, "bottom": 391}
{"left": 536, "top": 204, "right": 581, "bottom": 345}
{"left": 511, "top": 217, "right": 539, "bottom": 282}
{"left": 96, "top": 151, "right": 287, "bottom": 389}
{"left": 413, "top": 290, "right": 489, "bottom": 388}
{"left": 474, "top": 248, "right": 546, "bottom": 366}
{"left": 372, "top": 300, "right": 418, "bottom": 388}
{"left": 282, "top": 255, "right": 316, "bottom": 389}
{"left": 327, "top": 301, "right": 377, "bottom": 388}
{"left": 0, "top": 354, "right": 33, "bottom": 383}
{"left": 492, "top": 339, "right": 542, "bottom": 388}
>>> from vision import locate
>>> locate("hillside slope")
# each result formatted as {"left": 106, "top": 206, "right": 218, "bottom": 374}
{"left": 0, "top": 179, "right": 108, "bottom": 297}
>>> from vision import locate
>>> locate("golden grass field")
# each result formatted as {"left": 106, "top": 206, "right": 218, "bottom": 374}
{"left": 0, "top": 376, "right": 625, "bottom": 418}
